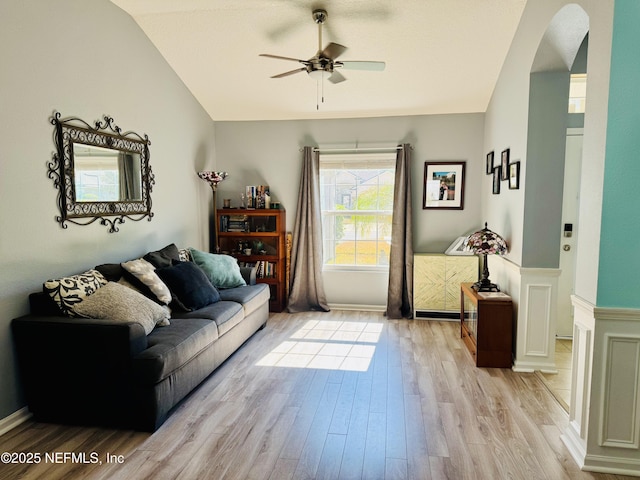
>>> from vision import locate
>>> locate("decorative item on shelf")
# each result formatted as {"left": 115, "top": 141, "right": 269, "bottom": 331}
{"left": 246, "top": 185, "right": 270, "bottom": 209}
{"left": 197, "top": 171, "right": 228, "bottom": 251}
{"left": 464, "top": 222, "right": 508, "bottom": 292}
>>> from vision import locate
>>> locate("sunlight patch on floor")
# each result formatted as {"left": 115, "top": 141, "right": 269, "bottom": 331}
{"left": 256, "top": 320, "right": 383, "bottom": 371}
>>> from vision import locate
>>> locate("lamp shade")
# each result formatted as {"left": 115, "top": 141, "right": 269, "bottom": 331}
{"left": 464, "top": 223, "right": 508, "bottom": 292}
{"left": 197, "top": 171, "right": 228, "bottom": 189}
{"left": 464, "top": 222, "right": 508, "bottom": 255}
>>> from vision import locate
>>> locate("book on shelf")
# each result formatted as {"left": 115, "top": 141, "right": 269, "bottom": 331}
{"left": 219, "top": 214, "right": 249, "bottom": 232}
{"left": 238, "top": 261, "right": 276, "bottom": 279}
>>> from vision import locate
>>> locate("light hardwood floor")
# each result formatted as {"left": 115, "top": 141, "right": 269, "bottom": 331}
{"left": 538, "top": 339, "right": 573, "bottom": 411}
{"left": 0, "top": 311, "right": 634, "bottom": 480}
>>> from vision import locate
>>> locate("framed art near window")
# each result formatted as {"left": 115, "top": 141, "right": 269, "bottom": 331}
{"left": 500, "top": 148, "right": 510, "bottom": 180}
{"left": 423, "top": 161, "right": 466, "bottom": 209}
{"left": 509, "top": 161, "right": 520, "bottom": 189}
{"left": 492, "top": 166, "right": 501, "bottom": 194}
{"left": 486, "top": 151, "right": 494, "bottom": 175}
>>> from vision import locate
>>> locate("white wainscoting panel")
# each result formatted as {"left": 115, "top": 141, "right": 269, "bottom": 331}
{"left": 599, "top": 333, "right": 640, "bottom": 449}
{"left": 564, "top": 299, "right": 640, "bottom": 476}
{"left": 513, "top": 268, "right": 560, "bottom": 372}
{"left": 562, "top": 295, "right": 595, "bottom": 466}
{"left": 524, "top": 284, "right": 552, "bottom": 357}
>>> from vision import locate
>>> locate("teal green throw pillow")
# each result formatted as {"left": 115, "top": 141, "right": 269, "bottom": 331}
{"left": 189, "top": 248, "right": 246, "bottom": 289}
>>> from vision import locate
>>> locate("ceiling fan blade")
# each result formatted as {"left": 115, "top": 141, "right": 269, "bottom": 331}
{"left": 320, "top": 42, "right": 347, "bottom": 60}
{"left": 337, "top": 61, "right": 386, "bottom": 71}
{"left": 271, "top": 67, "right": 307, "bottom": 79}
{"left": 260, "top": 54, "right": 309, "bottom": 64}
{"left": 328, "top": 71, "right": 347, "bottom": 84}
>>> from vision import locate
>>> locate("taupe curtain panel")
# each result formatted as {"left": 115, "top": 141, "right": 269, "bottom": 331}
{"left": 386, "top": 144, "right": 414, "bottom": 318}
{"left": 287, "top": 146, "right": 330, "bottom": 313}
{"left": 118, "top": 152, "right": 141, "bottom": 201}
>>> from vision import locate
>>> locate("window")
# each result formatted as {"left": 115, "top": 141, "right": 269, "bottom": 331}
{"left": 74, "top": 157, "right": 120, "bottom": 202}
{"left": 319, "top": 153, "right": 395, "bottom": 269}
{"left": 568, "top": 73, "right": 587, "bottom": 113}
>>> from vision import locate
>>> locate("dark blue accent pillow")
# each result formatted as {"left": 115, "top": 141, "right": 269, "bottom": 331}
{"left": 156, "top": 262, "right": 220, "bottom": 311}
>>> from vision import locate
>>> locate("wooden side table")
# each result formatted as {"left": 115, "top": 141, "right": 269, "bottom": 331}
{"left": 460, "top": 282, "right": 513, "bottom": 367}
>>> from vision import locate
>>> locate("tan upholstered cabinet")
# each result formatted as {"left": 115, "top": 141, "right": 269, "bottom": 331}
{"left": 413, "top": 254, "right": 478, "bottom": 318}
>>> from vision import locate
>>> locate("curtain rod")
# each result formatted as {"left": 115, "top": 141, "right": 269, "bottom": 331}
{"left": 302, "top": 145, "right": 410, "bottom": 153}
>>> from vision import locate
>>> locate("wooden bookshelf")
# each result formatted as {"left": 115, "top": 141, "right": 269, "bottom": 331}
{"left": 217, "top": 208, "right": 286, "bottom": 312}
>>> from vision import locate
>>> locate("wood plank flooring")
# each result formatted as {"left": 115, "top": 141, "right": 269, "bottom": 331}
{"left": 0, "top": 310, "right": 634, "bottom": 480}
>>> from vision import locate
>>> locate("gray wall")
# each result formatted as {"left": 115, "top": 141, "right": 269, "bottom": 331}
{"left": 215, "top": 114, "right": 485, "bottom": 306}
{"left": 482, "top": 0, "right": 613, "bottom": 305}
{"left": 0, "top": 0, "right": 217, "bottom": 420}
{"left": 522, "top": 71, "right": 570, "bottom": 268}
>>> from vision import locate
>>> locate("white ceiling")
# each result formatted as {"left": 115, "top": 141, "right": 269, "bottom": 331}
{"left": 110, "top": 0, "right": 527, "bottom": 121}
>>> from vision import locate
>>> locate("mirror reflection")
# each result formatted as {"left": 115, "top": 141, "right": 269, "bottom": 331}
{"left": 49, "top": 111, "right": 154, "bottom": 233}
{"left": 73, "top": 143, "right": 142, "bottom": 202}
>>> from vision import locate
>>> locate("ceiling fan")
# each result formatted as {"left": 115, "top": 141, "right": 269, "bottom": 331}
{"left": 259, "top": 9, "right": 386, "bottom": 86}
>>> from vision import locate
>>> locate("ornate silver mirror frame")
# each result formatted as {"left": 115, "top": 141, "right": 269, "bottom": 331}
{"left": 48, "top": 111, "right": 154, "bottom": 232}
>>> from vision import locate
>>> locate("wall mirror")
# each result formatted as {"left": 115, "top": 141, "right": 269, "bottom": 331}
{"left": 49, "top": 111, "right": 154, "bottom": 232}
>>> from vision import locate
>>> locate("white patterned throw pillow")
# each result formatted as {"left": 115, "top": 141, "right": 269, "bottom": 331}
{"left": 121, "top": 258, "right": 172, "bottom": 305}
{"left": 44, "top": 269, "right": 108, "bottom": 317}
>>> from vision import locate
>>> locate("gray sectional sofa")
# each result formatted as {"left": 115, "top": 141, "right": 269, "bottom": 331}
{"left": 11, "top": 244, "right": 270, "bottom": 431}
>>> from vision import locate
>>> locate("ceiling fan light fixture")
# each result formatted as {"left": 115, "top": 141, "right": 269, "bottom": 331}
{"left": 307, "top": 69, "right": 325, "bottom": 81}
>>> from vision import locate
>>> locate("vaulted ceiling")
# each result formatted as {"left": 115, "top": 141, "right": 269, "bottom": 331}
{"left": 110, "top": 0, "right": 527, "bottom": 121}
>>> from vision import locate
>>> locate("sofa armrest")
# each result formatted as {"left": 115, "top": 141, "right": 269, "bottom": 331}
{"left": 240, "top": 266, "right": 257, "bottom": 285}
{"left": 12, "top": 314, "right": 148, "bottom": 356}
{"left": 11, "top": 315, "right": 148, "bottom": 427}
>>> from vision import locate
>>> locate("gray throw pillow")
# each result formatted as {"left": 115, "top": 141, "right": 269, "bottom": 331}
{"left": 72, "top": 282, "right": 170, "bottom": 335}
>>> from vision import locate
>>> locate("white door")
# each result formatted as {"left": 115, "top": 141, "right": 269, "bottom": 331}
{"left": 556, "top": 128, "right": 582, "bottom": 337}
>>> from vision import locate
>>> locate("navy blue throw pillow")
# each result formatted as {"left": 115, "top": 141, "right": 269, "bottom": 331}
{"left": 156, "top": 262, "right": 220, "bottom": 311}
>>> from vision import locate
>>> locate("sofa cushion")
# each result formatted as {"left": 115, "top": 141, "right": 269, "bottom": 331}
{"left": 121, "top": 258, "right": 172, "bottom": 305}
{"left": 94, "top": 263, "right": 125, "bottom": 282}
{"left": 156, "top": 261, "right": 220, "bottom": 311}
{"left": 133, "top": 317, "right": 219, "bottom": 385}
{"left": 43, "top": 269, "right": 108, "bottom": 317}
{"left": 189, "top": 249, "right": 246, "bottom": 289}
{"left": 172, "top": 300, "right": 244, "bottom": 337}
{"left": 72, "top": 282, "right": 170, "bottom": 335}
{"left": 144, "top": 243, "right": 181, "bottom": 268}
{"left": 218, "top": 284, "right": 270, "bottom": 317}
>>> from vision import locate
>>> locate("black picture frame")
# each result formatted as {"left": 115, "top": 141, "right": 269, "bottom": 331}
{"left": 509, "top": 161, "right": 520, "bottom": 189}
{"left": 422, "top": 161, "right": 466, "bottom": 209}
{"left": 500, "top": 148, "right": 510, "bottom": 180}
{"left": 492, "top": 166, "right": 501, "bottom": 194}
{"left": 486, "top": 151, "right": 494, "bottom": 175}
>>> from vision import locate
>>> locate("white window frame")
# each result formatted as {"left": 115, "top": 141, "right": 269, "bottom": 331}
{"left": 319, "top": 152, "right": 396, "bottom": 272}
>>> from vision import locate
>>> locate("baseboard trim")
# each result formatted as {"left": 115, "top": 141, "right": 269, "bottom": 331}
{"left": 328, "top": 303, "right": 386, "bottom": 312}
{"left": 414, "top": 310, "right": 459, "bottom": 321}
{"left": 0, "top": 407, "right": 31, "bottom": 437}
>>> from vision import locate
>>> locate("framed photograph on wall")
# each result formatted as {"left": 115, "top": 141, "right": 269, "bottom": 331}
{"left": 500, "top": 148, "right": 510, "bottom": 180}
{"left": 492, "top": 166, "right": 501, "bottom": 194}
{"left": 423, "top": 161, "right": 466, "bottom": 209}
{"left": 486, "top": 151, "right": 495, "bottom": 175}
{"left": 509, "top": 161, "right": 520, "bottom": 189}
